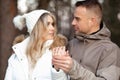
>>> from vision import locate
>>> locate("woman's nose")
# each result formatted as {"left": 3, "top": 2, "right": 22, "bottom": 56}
{"left": 50, "top": 25, "right": 54, "bottom": 30}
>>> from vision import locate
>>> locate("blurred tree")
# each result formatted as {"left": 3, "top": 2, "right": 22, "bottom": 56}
{"left": 0, "top": 0, "right": 17, "bottom": 80}
{"left": 38, "top": 0, "right": 51, "bottom": 9}
{"left": 103, "top": 0, "right": 120, "bottom": 46}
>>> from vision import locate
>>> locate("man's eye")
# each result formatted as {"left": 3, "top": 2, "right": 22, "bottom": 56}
{"left": 74, "top": 17, "right": 80, "bottom": 21}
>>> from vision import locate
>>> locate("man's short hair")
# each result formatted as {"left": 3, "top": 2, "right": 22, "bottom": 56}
{"left": 75, "top": 0, "right": 103, "bottom": 22}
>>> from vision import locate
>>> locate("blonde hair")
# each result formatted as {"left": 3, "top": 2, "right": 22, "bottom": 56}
{"left": 26, "top": 13, "right": 57, "bottom": 67}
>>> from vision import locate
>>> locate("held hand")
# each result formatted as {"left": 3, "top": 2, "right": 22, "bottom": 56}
{"left": 52, "top": 46, "right": 73, "bottom": 73}
{"left": 52, "top": 46, "right": 66, "bottom": 71}
{"left": 52, "top": 46, "right": 66, "bottom": 55}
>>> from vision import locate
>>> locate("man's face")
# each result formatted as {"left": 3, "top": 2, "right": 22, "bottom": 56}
{"left": 72, "top": 6, "right": 93, "bottom": 34}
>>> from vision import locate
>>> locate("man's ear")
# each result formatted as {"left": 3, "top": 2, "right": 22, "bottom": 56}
{"left": 89, "top": 17, "right": 97, "bottom": 26}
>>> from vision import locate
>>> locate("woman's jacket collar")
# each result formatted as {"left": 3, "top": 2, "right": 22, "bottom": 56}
{"left": 12, "top": 37, "right": 30, "bottom": 61}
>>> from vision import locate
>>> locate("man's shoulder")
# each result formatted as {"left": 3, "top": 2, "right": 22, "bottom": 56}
{"left": 96, "top": 39, "right": 119, "bottom": 47}
{"left": 94, "top": 39, "right": 120, "bottom": 52}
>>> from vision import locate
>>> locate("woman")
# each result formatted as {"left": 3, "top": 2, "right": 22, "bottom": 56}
{"left": 4, "top": 9, "right": 68, "bottom": 80}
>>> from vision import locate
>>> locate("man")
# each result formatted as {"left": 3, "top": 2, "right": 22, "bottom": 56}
{"left": 52, "top": 0, "right": 120, "bottom": 80}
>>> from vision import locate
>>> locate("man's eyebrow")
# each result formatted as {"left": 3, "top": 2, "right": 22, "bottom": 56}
{"left": 74, "top": 16, "right": 80, "bottom": 20}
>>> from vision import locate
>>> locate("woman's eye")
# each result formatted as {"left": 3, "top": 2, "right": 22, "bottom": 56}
{"left": 47, "top": 22, "right": 54, "bottom": 26}
{"left": 52, "top": 23, "right": 55, "bottom": 26}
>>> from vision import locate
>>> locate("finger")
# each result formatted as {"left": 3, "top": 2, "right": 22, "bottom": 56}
{"left": 52, "top": 56, "right": 66, "bottom": 66}
{"left": 58, "top": 47, "right": 62, "bottom": 55}
{"left": 56, "top": 47, "right": 59, "bottom": 55}
{"left": 52, "top": 55, "right": 73, "bottom": 72}
{"left": 55, "top": 46, "right": 65, "bottom": 55}
{"left": 52, "top": 59, "right": 71, "bottom": 73}
{"left": 59, "top": 65, "right": 70, "bottom": 73}
{"left": 65, "top": 50, "right": 69, "bottom": 56}
{"left": 53, "top": 47, "right": 59, "bottom": 55}
{"left": 52, "top": 56, "right": 70, "bottom": 67}
{"left": 61, "top": 46, "right": 66, "bottom": 55}
{"left": 52, "top": 48, "right": 55, "bottom": 55}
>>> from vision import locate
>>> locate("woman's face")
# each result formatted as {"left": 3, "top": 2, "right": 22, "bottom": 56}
{"left": 45, "top": 15, "right": 55, "bottom": 40}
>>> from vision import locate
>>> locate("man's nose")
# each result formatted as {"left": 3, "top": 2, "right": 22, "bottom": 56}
{"left": 72, "top": 19, "right": 76, "bottom": 26}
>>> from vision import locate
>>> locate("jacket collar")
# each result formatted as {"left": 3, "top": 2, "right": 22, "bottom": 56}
{"left": 12, "top": 37, "right": 30, "bottom": 61}
{"left": 75, "top": 23, "right": 111, "bottom": 43}
{"left": 12, "top": 37, "right": 53, "bottom": 61}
